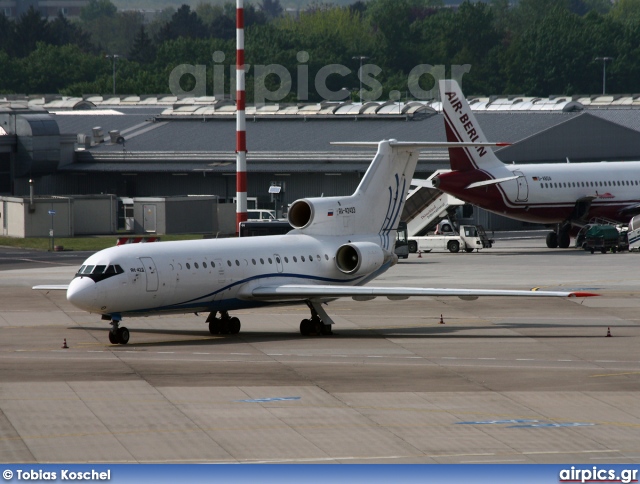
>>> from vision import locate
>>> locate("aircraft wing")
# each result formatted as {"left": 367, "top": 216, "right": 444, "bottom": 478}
{"left": 32, "top": 285, "right": 69, "bottom": 290}
{"left": 244, "top": 285, "right": 596, "bottom": 302}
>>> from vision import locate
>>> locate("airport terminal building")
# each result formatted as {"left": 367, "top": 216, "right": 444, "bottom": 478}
{"left": 3, "top": 92, "right": 640, "bottom": 234}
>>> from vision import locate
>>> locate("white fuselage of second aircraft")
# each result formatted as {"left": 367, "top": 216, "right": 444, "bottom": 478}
{"left": 68, "top": 233, "right": 387, "bottom": 318}
{"left": 437, "top": 160, "right": 640, "bottom": 224}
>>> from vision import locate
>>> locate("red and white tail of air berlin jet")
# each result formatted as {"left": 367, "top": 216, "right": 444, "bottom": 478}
{"left": 435, "top": 79, "right": 640, "bottom": 248}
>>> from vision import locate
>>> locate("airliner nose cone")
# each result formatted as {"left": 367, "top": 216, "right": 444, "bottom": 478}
{"left": 67, "top": 277, "right": 98, "bottom": 311}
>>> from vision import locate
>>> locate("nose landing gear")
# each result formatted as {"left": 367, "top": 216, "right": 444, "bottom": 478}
{"left": 108, "top": 320, "right": 130, "bottom": 345}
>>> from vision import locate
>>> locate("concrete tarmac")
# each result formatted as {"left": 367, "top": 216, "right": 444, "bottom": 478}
{"left": 0, "top": 239, "right": 639, "bottom": 464}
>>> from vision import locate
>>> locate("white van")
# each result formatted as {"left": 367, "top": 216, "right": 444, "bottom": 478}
{"left": 247, "top": 209, "right": 276, "bottom": 221}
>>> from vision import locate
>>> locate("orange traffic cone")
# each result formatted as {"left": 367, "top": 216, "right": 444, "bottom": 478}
{"left": 62, "top": 339, "right": 69, "bottom": 349}
{"left": 439, "top": 314, "right": 445, "bottom": 324}
{"left": 606, "top": 327, "right": 612, "bottom": 337}
{"left": 418, "top": 251, "right": 422, "bottom": 258}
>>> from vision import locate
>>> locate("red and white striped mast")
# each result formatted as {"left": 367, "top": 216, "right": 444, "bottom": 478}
{"left": 235, "top": 0, "right": 247, "bottom": 235}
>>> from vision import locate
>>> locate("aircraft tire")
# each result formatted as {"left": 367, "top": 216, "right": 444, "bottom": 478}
{"left": 208, "top": 320, "right": 220, "bottom": 335}
{"left": 300, "top": 319, "right": 312, "bottom": 336}
{"left": 546, "top": 232, "right": 558, "bottom": 248}
{"left": 108, "top": 330, "right": 119, "bottom": 345}
{"left": 558, "top": 230, "right": 570, "bottom": 248}
{"left": 118, "top": 327, "right": 130, "bottom": 345}
{"left": 229, "top": 317, "right": 241, "bottom": 334}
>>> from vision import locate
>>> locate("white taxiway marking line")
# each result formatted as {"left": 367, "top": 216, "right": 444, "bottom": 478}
{"left": 8, "top": 351, "right": 640, "bottom": 371}
{"left": 462, "top": 459, "right": 526, "bottom": 463}
{"left": 590, "top": 456, "right": 638, "bottom": 460}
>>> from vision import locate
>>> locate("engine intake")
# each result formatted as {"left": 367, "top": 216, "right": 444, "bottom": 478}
{"left": 336, "top": 242, "right": 384, "bottom": 275}
{"left": 288, "top": 200, "right": 313, "bottom": 229}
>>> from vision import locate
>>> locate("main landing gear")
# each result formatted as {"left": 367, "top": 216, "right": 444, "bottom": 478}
{"left": 300, "top": 301, "right": 333, "bottom": 336}
{"left": 546, "top": 224, "right": 571, "bottom": 249}
{"left": 108, "top": 320, "right": 130, "bottom": 345}
{"left": 207, "top": 311, "right": 241, "bottom": 335}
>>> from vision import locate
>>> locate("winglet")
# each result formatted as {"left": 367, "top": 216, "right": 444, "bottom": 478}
{"left": 567, "top": 292, "right": 599, "bottom": 298}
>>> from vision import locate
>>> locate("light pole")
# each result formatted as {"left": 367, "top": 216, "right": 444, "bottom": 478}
{"left": 352, "top": 55, "right": 369, "bottom": 103}
{"left": 105, "top": 54, "right": 120, "bottom": 95}
{"left": 595, "top": 56, "right": 613, "bottom": 95}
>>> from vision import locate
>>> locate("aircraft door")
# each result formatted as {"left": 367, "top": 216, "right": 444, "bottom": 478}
{"left": 213, "top": 258, "right": 227, "bottom": 301}
{"left": 514, "top": 170, "right": 529, "bottom": 202}
{"left": 140, "top": 257, "right": 159, "bottom": 292}
{"left": 214, "top": 259, "right": 226, "bottom": 283}
{"left": 274, "top": 254, "right": 284, "bottom": 273}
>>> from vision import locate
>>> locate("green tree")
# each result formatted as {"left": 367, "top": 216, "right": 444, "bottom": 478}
{"left": 0, "top": 13, "right": 15, "bottom": 56}
{"left": 129, "top": 25, "right": 156, "bottom": 64}
{"left": 19, "top": 43, "right": 107, "bottom": 94}
{"left": 83, "top": 10, "right": 144, "bottom": 58}
{"left": 49, "top": 12, "right": 94, "bottom": 52}
{"left": 503, "top": 6, "right": 617, "bottom": 95}
{"left": 260, "top": 0, "right": 283, "bottom": 20}
{"left": 0, "top": 51, "right": 19, "bottom": 93}
{"left": 195, "top": 3, "right": 223, "bottom": 26}
{"left": 157, "top": 5, "right": 208, "bottom": 43}
{"left": 13, "top": 6, "right": 50, "bottom": 57}
{"left": 609, "top": 0, "right": 640, "bottom": 24}
{"left": 79, "top": 0, "right": 117, "bottom": 23}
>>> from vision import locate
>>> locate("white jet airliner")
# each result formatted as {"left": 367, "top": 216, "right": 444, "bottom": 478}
{"left": 34, "top": 140, "right": 594, "bottom": 344}
{"left": 435, "top": 79, "right": 640, "bottom": 249}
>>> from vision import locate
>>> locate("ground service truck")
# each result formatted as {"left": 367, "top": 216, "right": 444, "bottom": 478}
{"left": 408, "top": 222, "right": 493, "bottom": 254}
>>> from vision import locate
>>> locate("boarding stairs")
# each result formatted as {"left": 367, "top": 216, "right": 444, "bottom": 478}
{"left": 402, "top": 170, "right": 465, "bottom": 237}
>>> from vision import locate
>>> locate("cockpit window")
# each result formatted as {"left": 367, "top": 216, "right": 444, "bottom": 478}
{"left": 75, "top": 264, "right": 124, "bottom": 282}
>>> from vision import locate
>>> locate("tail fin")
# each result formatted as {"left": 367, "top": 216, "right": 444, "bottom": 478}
{"left": 439, "top": 79, "right": 506, "bottom": 173}
{"left": 288, "top": 140, "right": 419, "bottom": 250}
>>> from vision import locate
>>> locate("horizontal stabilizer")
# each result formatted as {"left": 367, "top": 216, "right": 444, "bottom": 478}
{"left": 410, "top": 178, "right": 436, "bottom": 188}
{"left": 244, "top": 284, "right": 597, "bottom": 301}
{"left": 331, "top": 141, "right": 511, "bottom": 149}
{"left": 465, "top": 176, "right": 521, "bottom": 189}
{"left": 32, "top": 285, "right": 69, "bottom": 290}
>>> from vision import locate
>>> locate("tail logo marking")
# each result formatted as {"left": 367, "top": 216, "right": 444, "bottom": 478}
{"left": 446, "top": 91, "right": 487, "bottom": 158}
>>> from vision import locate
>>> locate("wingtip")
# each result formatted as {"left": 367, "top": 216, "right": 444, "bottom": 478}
{"left": 568, "top": 292, "right": 600, "bottom": 298}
